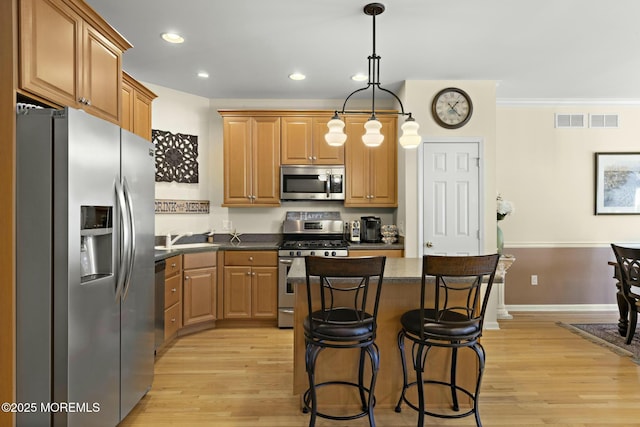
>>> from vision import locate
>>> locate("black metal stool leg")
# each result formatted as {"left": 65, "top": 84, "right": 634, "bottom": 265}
{"left": 450, "top": 347, "right": 459, "bottom": 411}
{"left": 304, "top": 344, "right": 322, "bottom": 427}
{"left": 358, "top": 347, "right": 367, "bottom": 411}
{"left": 470, "top": 342, "right": 486, "bottom": 427}
{"left": 365, "top": 343, "right": 380, "bottom": 427}
{"left": 415, "top": 343, "right": 426, "bottom": 427}
{"left": 395, "top": 330, "right": 408, "bottom": 412}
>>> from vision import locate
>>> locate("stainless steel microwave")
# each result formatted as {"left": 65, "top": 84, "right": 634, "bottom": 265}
{"left": 280, "top": 165, "right": 345, "bottom": 200}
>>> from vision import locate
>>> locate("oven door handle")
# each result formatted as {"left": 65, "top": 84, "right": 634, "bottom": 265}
{"left": 279, "top": 259, "right": 293, "bottom": 265}
{"left": 281, "top": 309, "right": 294, "bottom": 314}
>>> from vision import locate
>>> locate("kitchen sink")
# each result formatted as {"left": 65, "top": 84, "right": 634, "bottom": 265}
{"left": 154, "top": 242, "right": 221, "bottom": 250}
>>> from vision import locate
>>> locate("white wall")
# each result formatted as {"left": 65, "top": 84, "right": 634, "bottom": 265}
{"left": 497, "top": 102, "right": 640, "bottom": 247}
{"left": 398, "top": 80, "right": 498, "bottom": 257}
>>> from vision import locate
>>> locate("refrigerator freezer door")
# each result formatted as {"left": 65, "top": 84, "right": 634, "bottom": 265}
{"left": 54, "top": 108, "right": 121, "bottom": 427}
{"left": 119, "top": 129, "right": 155, "bottom": 420}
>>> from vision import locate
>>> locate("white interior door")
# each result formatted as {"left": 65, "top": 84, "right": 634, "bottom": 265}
{"left": 423, "top": 142, "right": 480, "bottom": 255}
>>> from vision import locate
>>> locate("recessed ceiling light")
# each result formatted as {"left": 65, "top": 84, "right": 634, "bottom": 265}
{"left": 161, "top": 32, "right": 184, "bottom": 44}
{"left": 289, "top": 73, "right": 306, "bottom": 81}
{"left": 351, "top": 74, "right": 368, "bottom": 82}
{"left": 197, "top": 72, "right": 209, "bottom": 78}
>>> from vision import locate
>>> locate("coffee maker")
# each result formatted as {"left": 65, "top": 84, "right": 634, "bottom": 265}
{"left": 360, "top": 216, "right": 382, "bottom": 243}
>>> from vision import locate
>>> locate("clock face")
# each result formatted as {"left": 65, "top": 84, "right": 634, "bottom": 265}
{"left": 432, "top": 88, "right": 473, "bottom": 129}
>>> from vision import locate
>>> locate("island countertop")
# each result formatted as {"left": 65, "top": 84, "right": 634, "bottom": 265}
{"left": 288, "top": 256, "right": 424, "bottom": 283}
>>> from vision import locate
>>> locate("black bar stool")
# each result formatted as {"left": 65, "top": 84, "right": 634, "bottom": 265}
{"left": 395, "top": 254, "right": 499, "bottom": 427}
{"left": 302, "top": 255, "right": 386, "bottom": 427}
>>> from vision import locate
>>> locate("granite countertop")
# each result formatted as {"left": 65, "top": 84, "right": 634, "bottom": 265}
{"left": 154, "top": 239, "right": 281, "bottom": 261}
{"left": 154, "top": 234, "right": 405, "bottom": 261}
{"left": 287, "top": 257, "right": 423, "bottom": 284}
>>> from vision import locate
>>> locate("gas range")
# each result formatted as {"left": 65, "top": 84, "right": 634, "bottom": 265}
{"left": 279, "top": 239, "right": 348, "bottom": 257}
{"left": 278, "top": 211, "right": 349, "bottom": 258}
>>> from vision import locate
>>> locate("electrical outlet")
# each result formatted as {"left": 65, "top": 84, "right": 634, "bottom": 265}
{"left": 531, "top": 275, "right": 538, "bottom": 285}
{"left": 222, "top": 220, "right": 232, "bottom": 231}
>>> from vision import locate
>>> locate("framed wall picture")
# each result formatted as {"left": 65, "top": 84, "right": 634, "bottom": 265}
{"left": 595, "top": 152, "right": 640, "bottom": 214}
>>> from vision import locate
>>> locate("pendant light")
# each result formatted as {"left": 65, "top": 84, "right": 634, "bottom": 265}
{"left": 325, "top": 3, "right": 420, "bottom": 149}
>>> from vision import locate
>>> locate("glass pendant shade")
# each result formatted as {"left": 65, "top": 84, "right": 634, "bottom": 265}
{"left": 362, "top": 118, "right": 384, "bottom": 147}
{"left": 325, "top": 118, "right": 347, "bottom": 147}
{"left": 399, "top": 119, "right": 421, "bottom": 149}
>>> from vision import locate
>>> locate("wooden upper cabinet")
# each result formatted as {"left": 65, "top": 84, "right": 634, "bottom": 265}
{"left": 18, "top": 0, "right": 131, "bottom": 124}
{"left": 344, "top": 115, "right": 398, "bottom": 207}
{"left": 122, "top": 72, "right": 156, "bottom": 140}
{"left": 281, "top": 116, "right": 344, "bottom": 165}
{"left": 222, "top": 115, "right": 281, "bottom": 206}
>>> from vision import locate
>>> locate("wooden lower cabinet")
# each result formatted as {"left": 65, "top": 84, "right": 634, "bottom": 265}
{"left": 222, "top": 251, "right": 278, "bottom": 319}
{"left": 163, "top": 255, "right": 182, "bottom": 341}
{"left": 164, "top": 302, "right": 181, "bottom": 340}
{"left": 183, "top": 252, "right": 217, "bottom": 326}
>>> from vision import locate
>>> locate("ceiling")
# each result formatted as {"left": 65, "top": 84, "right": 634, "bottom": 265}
{"left": 86, "top": 0, "right": 640, "bottom": 101}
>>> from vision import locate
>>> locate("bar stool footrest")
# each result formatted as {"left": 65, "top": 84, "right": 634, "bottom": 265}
{"left": 397, "top": 379, "right": 476, "bottom": 419}
{"left": 303, "top": 380, "right": 376, "bottom": 421}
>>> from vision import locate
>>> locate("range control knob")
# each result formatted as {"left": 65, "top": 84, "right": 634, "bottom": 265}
{"left": 332, "top": 251, "right": 338, "bottom": 256}
{"left": 289, "top": 251, "right": 295, "bottom": 256}
{"left": 324, "top": 251, "right": 330, "bottom": 256}
{"left": 296, "top": 251, "right": 302, "bottom": 257}
{"left": 310, "top": 251, "right": 315, "bottom": 256}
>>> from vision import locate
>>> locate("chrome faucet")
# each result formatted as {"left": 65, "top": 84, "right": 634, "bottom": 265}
{"left": 165, "top": 232, "right": 193, "bottom": 248}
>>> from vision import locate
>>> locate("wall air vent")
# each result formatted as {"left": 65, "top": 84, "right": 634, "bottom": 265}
{"left": 589, "top": 114, "right": 619, "bottom": 128}
{"left": 555, "top": 113, "right": 586, "bottom": 128}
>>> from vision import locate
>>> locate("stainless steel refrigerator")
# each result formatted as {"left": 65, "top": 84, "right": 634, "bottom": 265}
{"left": 16, "top": 107, "right": 155, "bottom": 427}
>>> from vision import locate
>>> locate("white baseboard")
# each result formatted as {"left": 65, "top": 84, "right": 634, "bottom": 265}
{"left": 505, "top": 304, "right": 618, "bottom": 312}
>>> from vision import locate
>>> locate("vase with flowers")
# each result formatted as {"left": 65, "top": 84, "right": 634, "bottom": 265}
{"left": 496, "top": 194, "right": 514, "bottom": 255}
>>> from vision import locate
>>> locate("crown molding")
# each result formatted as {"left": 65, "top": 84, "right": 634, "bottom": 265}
{"left": 496, "top": 98, "right": 640, "bottom": 107}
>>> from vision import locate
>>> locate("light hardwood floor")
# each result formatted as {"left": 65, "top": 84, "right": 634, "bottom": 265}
{"left": 121, "top": 312, "right": 640, "bottom": 426}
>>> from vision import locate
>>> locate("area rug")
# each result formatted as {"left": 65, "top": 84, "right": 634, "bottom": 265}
{"left": 558, "top": 322, "right": 640, "bottom": 363}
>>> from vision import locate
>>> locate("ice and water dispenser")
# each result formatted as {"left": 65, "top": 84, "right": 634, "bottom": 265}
{"left": 80, "top": 205, "right": 113, "bottom": 282}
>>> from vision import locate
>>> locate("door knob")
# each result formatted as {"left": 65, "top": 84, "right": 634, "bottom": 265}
{"left": 425, "top": 241, "right": 434, "bottom": 248}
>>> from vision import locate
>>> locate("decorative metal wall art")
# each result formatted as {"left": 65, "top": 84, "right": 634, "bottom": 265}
{"left": 155, "top": 199, "right": 210, "bottom": 214}
{"left": 153, "top": 129, "right": 199, "bottom": 183}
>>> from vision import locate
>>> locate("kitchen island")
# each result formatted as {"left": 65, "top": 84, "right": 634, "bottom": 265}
{"left": 288, "top": 257, "right": 478, "bottom": 410}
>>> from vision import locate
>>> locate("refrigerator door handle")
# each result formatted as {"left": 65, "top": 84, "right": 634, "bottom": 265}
{"left": 115, "top": 179, "right": 130, "bottom": 301}
{"left": 122, "top": 177, "right": 136, "bottom": 301}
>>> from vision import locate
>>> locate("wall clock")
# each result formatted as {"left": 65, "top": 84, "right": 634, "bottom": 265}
{"left": 431, "top": 87, "right": 473, "bottom": 129}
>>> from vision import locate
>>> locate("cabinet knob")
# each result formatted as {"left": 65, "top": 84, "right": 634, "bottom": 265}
{"left": 185, "top": 276, "right": 190, "bottom": 280}
{"left": 312, "top": 156, "right": 317, "bottom": 160}
{"left": 249, "top": 256, "right": 254, "bottom": 261}
{"left": 171, "top": 288, "right": 177, "bottom": 293}
{"left": 171, "top": 318, "right": 176, "bottom": 323}
{"left": 308, "top": 156, "right": 312, "bottom": 160}
{"left": 171, "top": 263, "right": 176, "bottom": 268}
{"left": 246, "top": 271, "right": 251, "bottom": 275}
{"left": 252, "top": 272, "right": 256, "bottom": 276}
{"left": 425, "top": 241, "right": 434, "bottom": 248}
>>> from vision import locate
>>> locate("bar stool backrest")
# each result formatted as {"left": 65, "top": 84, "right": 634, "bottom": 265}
{"left": 304, "top": 256, "right": 386, "bottom": 341}
{"left": 419, "top": 254, "right": 500, "bottom": 341}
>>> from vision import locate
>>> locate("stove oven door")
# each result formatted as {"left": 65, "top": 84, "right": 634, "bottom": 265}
{"left": 278, "top": 257, "right": 295, "bottom": 328}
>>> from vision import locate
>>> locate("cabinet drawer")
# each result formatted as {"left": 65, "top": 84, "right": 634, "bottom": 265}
{"left": 164, "top": 274, "right": 181, "bottom": 308}
{"left": 224, "top": 251, "right": 277, "bottom": 266}
{"left": 164, "top": 302, "right": 181, "bottom": 340}
{"left": 165, "top": 255, "right": 182, "bottom": 277}
{"left": 183, "top": 251, "right": 217, "bottom": 269}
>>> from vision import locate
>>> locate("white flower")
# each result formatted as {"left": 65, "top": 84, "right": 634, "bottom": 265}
{"left": 497, "top": 195, "right": 514, "bottom": 221}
